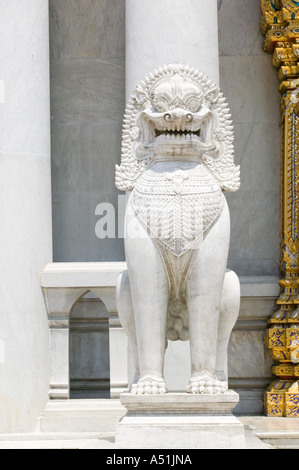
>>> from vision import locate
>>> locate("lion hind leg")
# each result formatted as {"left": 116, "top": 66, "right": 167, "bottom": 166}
{"left": 215, "top": 269, "right": 240, "bottom": 384}
{"left": 116, "top": 270, "right": 140, "bottom": 387}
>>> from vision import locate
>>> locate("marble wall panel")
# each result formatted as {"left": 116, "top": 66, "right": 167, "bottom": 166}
{"left": 51, "top": 122, "right": 122, "bottom": 194}
{"left": 50, "top": 59, "right": 125, "bottom": 126}
{"left": 49, "top": 0, "right": 125, "bottom": 60}
{"left": 218, "top": 0, "right": 265, "bottom": 57}
{"left": 49, "top": 0, "right": 125, "bottom": 263}
{"left": 232, "top": 122, "right": 280, "bottom": 192}
{"left": 220, "top": 56, "right": 280, "bottom": 124}
{"left": 227, "top": 188, "right": 280, "bottom": 275}
{"left": 218, "top": 0, "right": 281, "bottom": 276}
{"left": 52, "top": 190, "right": 124, "bottom": 262}
{"left": 50, "top": 112, "right": 124, "bottom": 262}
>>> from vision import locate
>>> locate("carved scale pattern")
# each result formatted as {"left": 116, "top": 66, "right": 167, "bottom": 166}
{"left": 131, "top": 191, "right": 224, "bottom": 256}
{"left": 131, "top": 168, "right": 225, "bottom": 257}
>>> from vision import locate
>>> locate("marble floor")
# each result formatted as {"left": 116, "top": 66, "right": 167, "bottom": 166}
{"left": 0, "top": 417, "right": 297, "bottom": 449}
{"left": 239, "top": 416, "right": 299, "bottom": 449}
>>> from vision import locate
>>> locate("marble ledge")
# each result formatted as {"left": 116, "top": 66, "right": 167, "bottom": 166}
{"left": 239, "top": 275, "right": 280, "bottom": 298}
{"left": 40, "top": 262, "right": 280, "bottom": 298}
{"left": 40, "top": 262, "right": 127, "bottom": 288}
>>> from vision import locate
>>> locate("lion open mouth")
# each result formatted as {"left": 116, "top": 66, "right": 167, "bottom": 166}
{"left": 154, "top": 128, "right": 201, "bottom": 141}
{"left": 137, "top": 107, "right": 214, "bottom": 156}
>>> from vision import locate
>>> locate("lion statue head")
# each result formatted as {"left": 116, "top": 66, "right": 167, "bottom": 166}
{"left": 116, "top": 63, "right": 240, "bottom": 192}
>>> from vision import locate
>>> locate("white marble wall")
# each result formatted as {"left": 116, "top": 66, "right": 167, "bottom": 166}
{"left": 49, "top": 0, "right": 126, "bottom": 262}
{"left": 218, "top": 0, "right": 281, "bottom": 276}
{"left": 0, "top": 0, "right": 52, "bottom": 432}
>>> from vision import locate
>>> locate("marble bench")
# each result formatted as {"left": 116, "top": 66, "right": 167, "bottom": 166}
{"left": 40, "top": 262, "right": 127, "bottom": 399}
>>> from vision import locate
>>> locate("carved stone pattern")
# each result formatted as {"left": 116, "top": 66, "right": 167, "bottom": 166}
{"left": 131, "top": 171, "right": 225, "bottom": 257}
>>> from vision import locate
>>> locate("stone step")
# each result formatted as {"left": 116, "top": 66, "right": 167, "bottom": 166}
{"left": 0, "top": 431, "right": 109, "bottom": 441}
{"left": 37, "top": 399, "right": 126, "bottom": 433}
{"left": 1, "top": 402, "right": 297, "bottom": 449}
{"left": 0, "top": 433, "right": 115, "bottom": 449}
{"left": 255, "top": 431, "right": 299, "bottom": 450}
{"left": 239, "top": 416, "right": 299, "bottom": 450}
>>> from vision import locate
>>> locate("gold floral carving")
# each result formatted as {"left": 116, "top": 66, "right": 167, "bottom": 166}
{"left": 261, "top": 0, "right": 299, "bottom": 417}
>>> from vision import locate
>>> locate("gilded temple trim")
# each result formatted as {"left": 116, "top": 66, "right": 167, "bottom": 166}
{"left": 261, "top": 0, "right": 299, "bottom": 417}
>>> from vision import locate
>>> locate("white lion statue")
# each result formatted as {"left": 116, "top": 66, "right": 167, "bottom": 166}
{"left": 115, "top": 63, "right": 240, "bottom": 395}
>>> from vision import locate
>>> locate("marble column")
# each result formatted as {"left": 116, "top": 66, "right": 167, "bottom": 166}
{"left": 125, "top": 0, "right": 220, "bottom": 391}
{"left": 0, "top": 0, "right": 52, "bottom": 432}
{"left": 126, "top": 0, "right": 219, "bottom": 99}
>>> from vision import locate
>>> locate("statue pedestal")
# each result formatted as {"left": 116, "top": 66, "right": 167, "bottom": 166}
{"left": 115, "top": 392, "right": 245, "bottom": 449}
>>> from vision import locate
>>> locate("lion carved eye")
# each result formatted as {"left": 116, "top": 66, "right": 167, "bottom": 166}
{"left": 188, "top": 100, "right": 201, "bottom": 113}
{"left": 153, "top": 100, "right": 168, "bottom": 113}
{"left": 183, "top": 91, "right": 202, "bottom": 113}
{"left": 152, "top": 92, "right": 173, "bottom": 113}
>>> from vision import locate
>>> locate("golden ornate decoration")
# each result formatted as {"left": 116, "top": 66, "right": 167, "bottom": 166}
{"left": 261, "top": 0, "right": 299, "bottom": 417}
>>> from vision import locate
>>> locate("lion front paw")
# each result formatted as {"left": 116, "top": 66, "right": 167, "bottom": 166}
{"left": 131, "top": 374, "right": 167, "bottom": 395}
{"left": 187, "top": 371, "right": 228, "bottom": 395}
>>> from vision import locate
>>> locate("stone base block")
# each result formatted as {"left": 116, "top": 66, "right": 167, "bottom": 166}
{"left": 115, "top": 392, "right": 246, "bottom": 449}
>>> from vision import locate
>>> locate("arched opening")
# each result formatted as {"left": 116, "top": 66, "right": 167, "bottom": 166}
{"left": 69, "top": 292, "right": 110, "bottom": 398}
